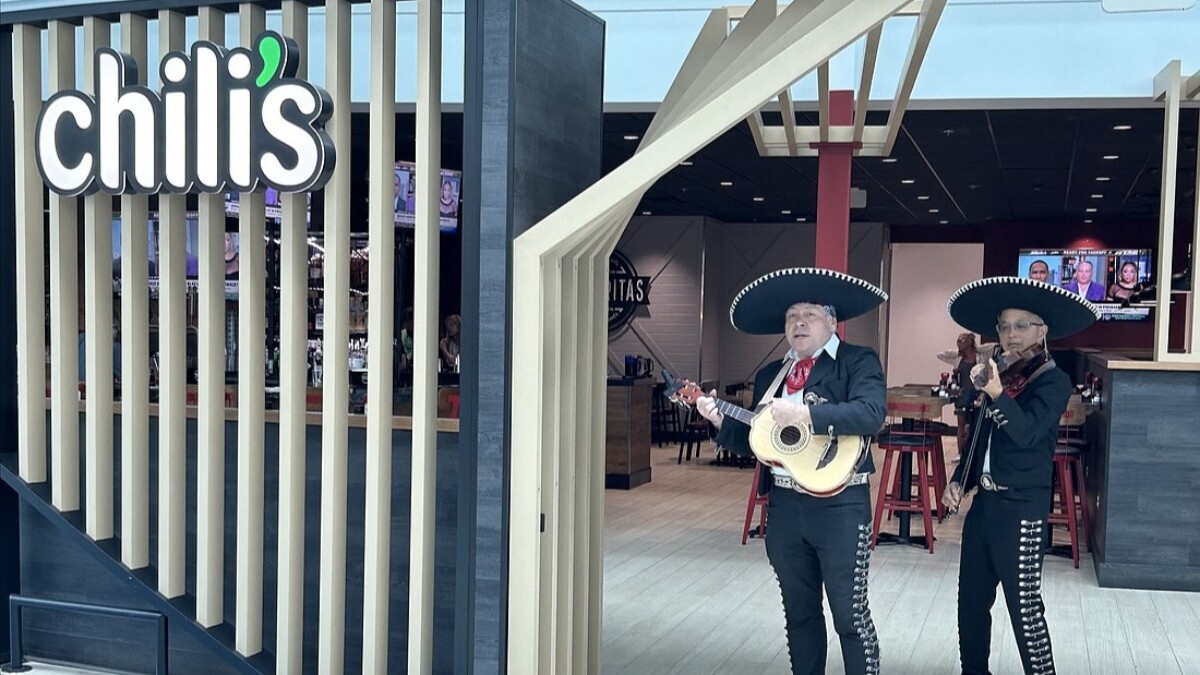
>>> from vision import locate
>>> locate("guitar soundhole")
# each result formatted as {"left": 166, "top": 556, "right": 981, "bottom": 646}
{"left": 780, "top": 426, "right": 803, "bottom": 445}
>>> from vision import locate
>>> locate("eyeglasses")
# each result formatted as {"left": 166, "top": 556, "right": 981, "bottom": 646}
{"left": 995, "top": 321, "right": 1045, "bottom": 334}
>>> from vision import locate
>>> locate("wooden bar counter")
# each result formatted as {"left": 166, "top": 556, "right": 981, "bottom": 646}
{"left": 1075, "top": 349, "right": 1200, "bottom": 591}
{"left": 606, "top": 377, "right": 653, "bottom": 489}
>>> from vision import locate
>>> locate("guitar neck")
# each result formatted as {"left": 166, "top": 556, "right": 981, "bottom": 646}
{"left": 714, "top": 398, "right": 755, "bottom": 426}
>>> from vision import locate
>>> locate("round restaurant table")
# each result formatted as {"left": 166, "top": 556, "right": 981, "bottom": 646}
{"left": 875, "top": 386, "right": 952, "bottom": 549}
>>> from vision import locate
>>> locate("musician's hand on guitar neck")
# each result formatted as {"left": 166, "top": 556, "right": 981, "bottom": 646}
{"left": 695, "top": 390, "right": 724, "bottom": 429}
{"left": 769, "top": 398, "right": 811, "bottom": 428}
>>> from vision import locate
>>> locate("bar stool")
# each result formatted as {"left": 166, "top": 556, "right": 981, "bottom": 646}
{"left": 741, "top": 462, "right": 769, "bottom": 544}
{"left": 872, "top": 401, "right": 939, "bottom": 553}
{"left": 1049, "top": 400, "right": 1091, "bottom": 567}
{"left": 677, "top": 406, "right": 710, "bottom": 464}
{"left": 886, "top": 412, "right": 950, "bottom": 522}
{"left": 651, "top": 381, "right": 680, "bottom": 447}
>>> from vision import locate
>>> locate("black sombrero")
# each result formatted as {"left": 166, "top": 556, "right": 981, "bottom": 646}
{"left": 729, "top": 268, "right": 888, "bottom": 335}
{"left": 947, "top": 276, "right": 1101, "bottom": 339}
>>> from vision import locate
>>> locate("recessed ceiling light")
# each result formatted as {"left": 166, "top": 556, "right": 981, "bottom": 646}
{"left": 720, "top": 181, "right": 733, "bottom": 187}
{"left": 929, "top": 208, "right": 939, "bottom": 213}
{"left": 781, "top": 209, "right": 792, "bottom": 215}
{"left": 882, "top": 158, "right": 898, "bottom": 163}
{"left": 917, "top": 195, "right": 930, "bottom": 201}
{"left": 939, "top": 220, "right": 949, "bottom": 225}
{"left": 1084, "top": 219, "right": 1093, "bottom": 224}
{"left": 641, "top": 211, "right": 652, "bottom": 215}
{"left": 753, "top": 196, "right": 765, "bottom": 202}
{"left": 796, "top": 217, "right": 806, "bottom": 222}
{"left": 1096, "top": 177, "right": 1111, "bottom": 182}
{"left": 680, "top": 160, "right": 693, "bottom": 166}
{"left": 901, "top": 179, "right": 915, "bottom": 184}
{"left": 1091, "top": 194, "right": 1104, "bottom": 199}
{"left": 1086, "top": 207, "right": 1097, "bottom": 213}
{"left": 1103, "top": 155, "right": 1119, "bottom": 160}
{"left": 1113, "top": 125, "right": 1132, "bottom": 131}
{"left": 623, "top": 134, "right": 639, "bottom": 141}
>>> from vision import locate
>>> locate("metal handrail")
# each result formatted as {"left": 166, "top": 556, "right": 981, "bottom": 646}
{"left": 6, "top": 595, "right": 167, "bottom": 675}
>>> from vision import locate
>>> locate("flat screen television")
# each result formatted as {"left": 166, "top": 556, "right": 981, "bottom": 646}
{"left": 392, "top": 161, "right": 461, "bottom": 233}
{"left": 112, "top": 214, "right": 240, "bottom": 300}
{"left": 1016, "top": 248, "right": 1154, "bottom": 321}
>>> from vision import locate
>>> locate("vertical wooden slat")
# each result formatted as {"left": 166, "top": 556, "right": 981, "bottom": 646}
{"left": 82, "top": 16, "right": 114, "bottom": 541}
{"left": 407, "top": 0, "right": 438, "bottom": 672}
{"left": 554, "top": 249, "right": 579, "bottom": 675}
{"left": 47, "top": 20, "right": 80, "bottom": 512}
{"left": 276, "top": 2, "right": 310, "bottom": 672}
{"left": 363, "top": 0, "right": 397, "bottom": 671}
{"left": 589, "top": 220, "right": 625, "bottom": 675}
{"left": 537, "top": 258, "right": 561, "bottom": 675}
{"left": 318, "top": 0, "right": 352, "bottom": 669}
{"left": 157, "top": 8, "right": 187, "bottom": 600}
{"left": 119, "top": 12, "right": 151, "bottom": 570}
{"left": 1153, "top": 61, "right": 1180, "bottom": 361}
{"left": 235, "top": 4, "right": 268, "bottom": 657}
{"left": 195, "top": 4, "right": 227, "bottom": 628}
{"left": 13, "top": 23, "right": 46, "bottom": 484}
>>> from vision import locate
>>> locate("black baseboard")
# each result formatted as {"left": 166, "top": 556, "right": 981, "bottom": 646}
{"left": 606, "top": 468, "right": 652, "bottom": 490}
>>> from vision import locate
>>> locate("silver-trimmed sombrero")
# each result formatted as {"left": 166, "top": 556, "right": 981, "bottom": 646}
{"left": 730, "top": 268, "right": 888, "bottom": 335}
{"left": 947, "top": 276, "right": 1101, "bottom": 339}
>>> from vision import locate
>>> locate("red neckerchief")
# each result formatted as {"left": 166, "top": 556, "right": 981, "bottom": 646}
{"left": 785, "top": 356, "right": 817, "bottom": 395}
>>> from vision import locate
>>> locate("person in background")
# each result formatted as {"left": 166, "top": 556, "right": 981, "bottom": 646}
{"left": 1026, "top": 260, "right": 1050, "bottom": 283}
{"left": 439, "top": 178, "right": 459, "bottom": 218}
{"left": 1062, "top": 260, "right": 1105, "bottom": 301}
{"left": 399, "top": 308, "right": 415, "bottom": 369}
{"left": 942, "top": 277, "right": 1100, "bottom": 675}
{"left": 1107, "top": 261, "right": 1142, "bottom": 303}
{"left": 937, "top": 333, "right": 984, "bottom": 462}
{"left": 439, "top": 314, "right": 461, "bottom": 372}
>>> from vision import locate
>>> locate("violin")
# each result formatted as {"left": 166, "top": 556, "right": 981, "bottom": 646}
{"left": 971, "top": 344, "right": 1052, "bottom": 399}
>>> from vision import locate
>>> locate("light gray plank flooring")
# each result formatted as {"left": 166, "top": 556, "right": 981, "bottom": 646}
{"left": 603, "top": 440, "right": 1199, "bottom": 674}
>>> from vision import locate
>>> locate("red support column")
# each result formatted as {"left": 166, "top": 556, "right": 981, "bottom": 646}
{"left": 812, "top": 90, "right": 856, "bottom": 273}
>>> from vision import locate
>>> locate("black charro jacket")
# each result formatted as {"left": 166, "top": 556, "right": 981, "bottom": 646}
{"left": 714, "top": 342, "right": 887, "bottom": 496}
{"left": 951, "top": 365, "right": 1071, "bottom": 492}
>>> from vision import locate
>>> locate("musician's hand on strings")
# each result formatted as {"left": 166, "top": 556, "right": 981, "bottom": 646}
{"left": 696, "top": 389, "right": 724, "bottom": 429}
{"left": 971, "top": 359, "right": 1003, "bottom": 400}
{"left": 942, "top": 481, "right": 964, "bottom": 514}
{"left": 769, "top": 398, "right": 811, "bottom": 428}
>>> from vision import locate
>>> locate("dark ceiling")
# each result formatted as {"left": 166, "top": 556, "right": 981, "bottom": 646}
{"left": 602, "top": 108, "right": 1199, "bottom": 227}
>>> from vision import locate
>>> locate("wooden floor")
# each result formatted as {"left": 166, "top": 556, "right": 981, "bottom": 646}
{"left": 602, "top": 440, "right": 1200, "bottom": 675}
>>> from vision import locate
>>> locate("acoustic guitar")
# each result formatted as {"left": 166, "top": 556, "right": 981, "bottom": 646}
{"left": 664, "top": 372, "right": 868, "bottom": 496}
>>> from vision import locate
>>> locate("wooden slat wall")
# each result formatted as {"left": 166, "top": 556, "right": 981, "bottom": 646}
{"left": 277, "top": 4, "right": 311, "bottom": 672}
{"left": 408, "top": 0, "right": 441, "bottom": 673}
{"left": 47, "top": 20, "right": 80, "bottom": 512}
{"left": 9, "top": 4, "right": 448, "bottom": 671}
{"left": 157, "top": 8, "right": 188, "bottom": 600}
{"left": 195, "top": 5, "right": 228, "bottom": 630}
{"left": 119, "top": 12, "right": 151, "bottom": 571}
{"left": 234, "top": 6, "right": 268, "bottom": 657}
{"left": 82, "top": 15, "right": 115, "bottom": 543}
{"left": 13, "top": 23, "right": 46, "bottom": 484}
{"left": 318, "top": 0, "right": 352, "bottom": 670}
{"left": 363, "top": 0, "right": 398, "bottom": 672}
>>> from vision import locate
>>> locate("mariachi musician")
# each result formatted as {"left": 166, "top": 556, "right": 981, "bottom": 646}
{"left": 695, "top": 268, "right": 888, "bottom": 675}
{"left": 942, "top": 277, "right": 1100, "bottom": 675}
